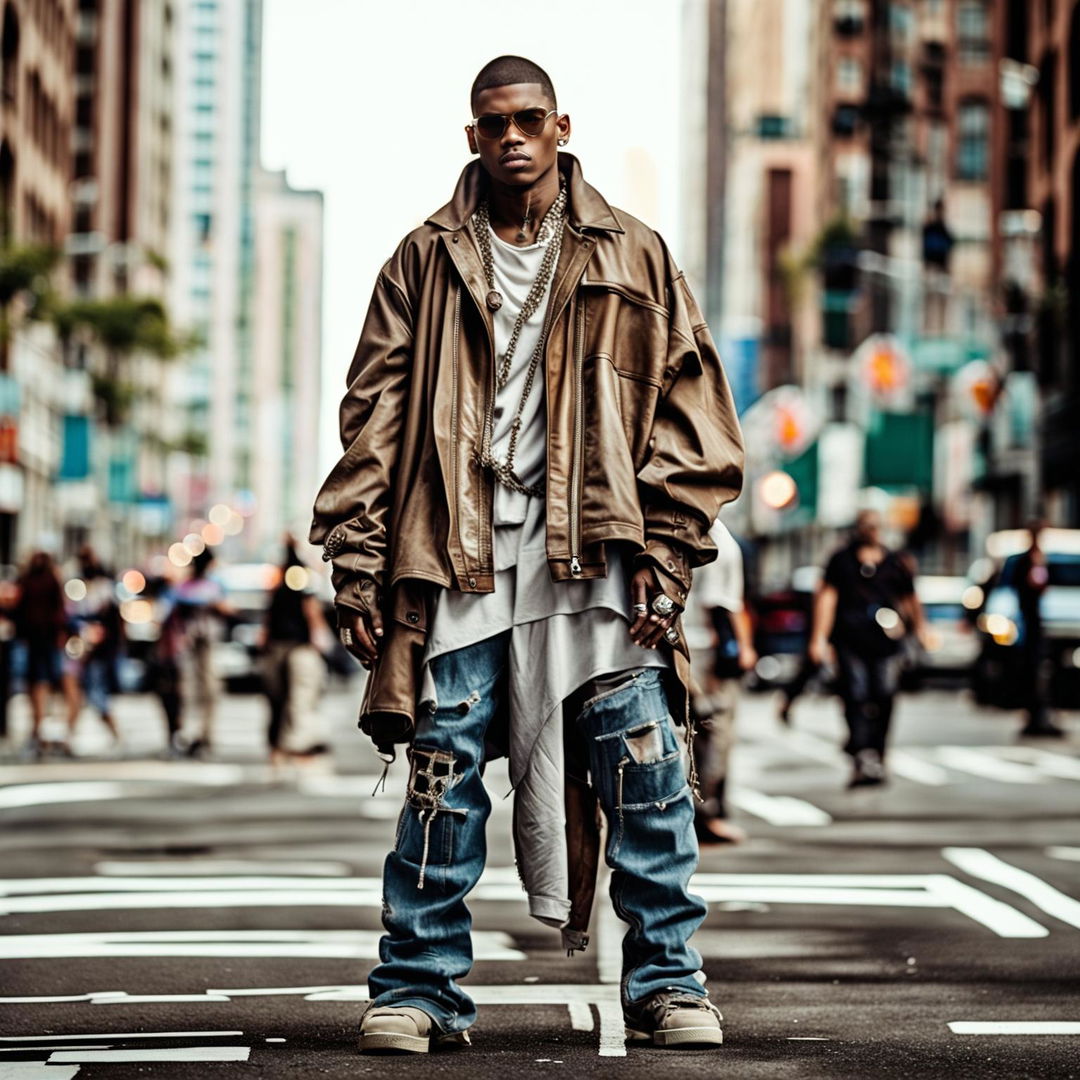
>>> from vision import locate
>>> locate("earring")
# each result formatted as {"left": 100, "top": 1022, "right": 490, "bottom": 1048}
{"left": 558, "top": 138, "right": 568, "bottom": 146}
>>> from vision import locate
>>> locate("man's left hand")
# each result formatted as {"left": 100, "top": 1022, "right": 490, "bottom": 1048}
{"left": 629, "top": 566, "right": 682, "bottom": 649}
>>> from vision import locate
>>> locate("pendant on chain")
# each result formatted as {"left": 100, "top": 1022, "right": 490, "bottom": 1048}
{"left": 486, "top": 289, "right": 503, "bottom": 312}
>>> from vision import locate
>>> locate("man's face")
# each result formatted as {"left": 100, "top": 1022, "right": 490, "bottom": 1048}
{"left": 856, "top": 511, "right": 882, "bottom": 543}
{"left": 466, "top": 83, "right": 570, "bottom": 187}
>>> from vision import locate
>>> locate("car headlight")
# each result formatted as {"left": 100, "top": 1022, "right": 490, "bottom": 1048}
{"left": 983, "top": 613, "right": 1019, "bottom": 646}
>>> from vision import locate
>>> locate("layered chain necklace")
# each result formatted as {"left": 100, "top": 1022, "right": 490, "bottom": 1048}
{"left": 473, "top": 178, "right": 568, "bottom": 496}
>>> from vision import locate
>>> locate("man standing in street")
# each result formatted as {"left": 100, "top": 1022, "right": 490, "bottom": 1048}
{"left": 310, "top": 56, "right": 743, "bottom": 1053}
{"left": 1013, "top": 520, "right": 1065, "bottom": 738}
{"left": 808, "top": 509, "right": 928, "bottom": 787}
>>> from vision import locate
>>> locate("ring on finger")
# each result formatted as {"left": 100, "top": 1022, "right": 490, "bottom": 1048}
{"left": 651, "top": 593, "right": 676, "bottom": 618}
{"left": 663, "top": 627, "right": 680, "bottom": 644}
{"left": 632, "top": 603, "right": 649, "bottom": 614}
{"left": 340, "top": 626, "right": 354, "bottom": 647}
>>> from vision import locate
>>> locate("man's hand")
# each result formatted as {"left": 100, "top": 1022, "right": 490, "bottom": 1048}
{"left": 807, "top": 636, "right": 831, "bottom": 667}
{"left": 629, "top": 565, "right": 682, "bottom": 649}
{"left": 336, "top": 579, "right": 383, "bottom": 669}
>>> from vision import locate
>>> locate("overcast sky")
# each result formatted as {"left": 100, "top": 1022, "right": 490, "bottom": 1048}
{"left": 261, "top": 0, "right": 688, "bottom": 475}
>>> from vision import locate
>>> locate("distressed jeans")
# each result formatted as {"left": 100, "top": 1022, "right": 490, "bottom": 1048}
{"left": 366, "top": 631, "right": 708, "bottom": 1034}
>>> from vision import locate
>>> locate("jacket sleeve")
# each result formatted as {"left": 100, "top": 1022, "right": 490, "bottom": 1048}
{"left": 309, "top": 260, "right": 413, "bottom": 611}
{"left": 634, "top": 251, "right": 744, "bottom": 598}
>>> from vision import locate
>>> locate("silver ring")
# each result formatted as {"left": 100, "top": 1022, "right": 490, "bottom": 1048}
{"left": 632, "top": 603, "right": 649, "bottom": 614}
{"left": 651, "top": 594, "right": 676, "bottom": 617}
{"left": 340, "top": 626, "right": 353, "bottom": 647}
{"left": 664, "top": 627, "right": 680, "bottom": 644}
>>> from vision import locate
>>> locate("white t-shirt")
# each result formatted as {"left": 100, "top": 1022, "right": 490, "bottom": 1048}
{"left": 684, "top": 519, "right": 745, "bottom": 650}
{"left": 485, "top": 224, "right": 555, "bottom": 524}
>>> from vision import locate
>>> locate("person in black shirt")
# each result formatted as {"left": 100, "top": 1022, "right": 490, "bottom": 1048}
{"left": 1013, "top": 520, "right": 1064, "bottom": 737}
{"left": 809, "top": 510, "right": 928, "bottom": 787}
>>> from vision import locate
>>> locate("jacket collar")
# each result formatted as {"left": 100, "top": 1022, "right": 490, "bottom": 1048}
{"left": 426, "top": 152, "right": 624, "bottom": 235}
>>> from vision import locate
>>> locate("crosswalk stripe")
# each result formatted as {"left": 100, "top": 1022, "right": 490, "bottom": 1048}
{"left": 727, "top": 789, "right": 832, "bottom": 826}
{"left": 934, "top": 748, "right": 1043, "bottom": 784}
{"left": 948, "top": 1022, "right": 1080, "bottom": 1035}
{"left": 943, "top": 848, "right": 1080, "bottom": 931}
{"left": 48, "top": 1048, "right": 250, "bottom": 1063}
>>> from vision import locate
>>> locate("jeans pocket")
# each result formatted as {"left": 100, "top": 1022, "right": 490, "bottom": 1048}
{"left": 617, "top": 750, "right": 688, "bottom": 812}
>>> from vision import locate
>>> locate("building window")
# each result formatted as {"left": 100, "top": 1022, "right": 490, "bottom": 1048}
{"left": 891, "top": 60, "right": 912, "bottom": 95}
{"left": 834, "top": 0, "right": 865, "bottom": 35}
{"left": 957, "top": 0, "right": 990, "bottom": 65}
{"left": 837, "top": 56, "right": 862, "bottom": 93}
{"left": 957, "top": 99, "right": 990, "bottom": 179}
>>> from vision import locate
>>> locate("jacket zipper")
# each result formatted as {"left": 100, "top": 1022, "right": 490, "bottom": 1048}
{"left": 450, "top": 286, "right": 464, "bottom": 574}
{"left": 569, "top": 300, "right": 585, "bottom": 576}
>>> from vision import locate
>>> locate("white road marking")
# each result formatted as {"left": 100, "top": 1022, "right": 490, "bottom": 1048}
{"left": 0, "top": 763, "right": 247, "bottom": 785}
{"left": 884, "top": 750, "right": 950, "bottom": 786}
{"left": 943, "top": 848, "right": 1080, "bottom": 931}
{"left": 923, "top": 875, "right": 1048, "bottom": 938}
{"left": 0, "top": 889, "right": 384, "bottom": 916}
{"left": 92, "top": 860, "right": 352, "bottom": 877}
{"left": 49, "top": 1047, "right": 250, "bottom": 1063}
{"left": 0, "top": 929, "right": 524, "bottom": 961}
{"left": 594, "top": 871, "right": 627, "bottom": 1058}
{"left": 935, "top": 748, "right": 1042, "bottom": 784}
{"left": 727, "top": 789, "right": 832, "bottom": 826}
{"left": 93, "top": 995, "right": 232, "bottom": 1005}
{"left": 567, "top": 1002, "right": 594, "bottom": 1031}
{"left": 0, "top": 1032, "right": 242, "bottom": 1042}
{"left": 0, "top": 783, "right": 135, "bottom": 810}
{"left": 948, "top": 1022, "right": 1080, "bottom": 1035}
{"left": 0, "top": 1066, "right": 80, "bottom": 1079}
{"left": 993, "top": 747, "right": 1080, "bottom": 781}
{"left": 1046, "top": 847, "right": 1080, "bottom": 863}
{"left": 0, "top": 1047, "right": 107, "bottom": 1053}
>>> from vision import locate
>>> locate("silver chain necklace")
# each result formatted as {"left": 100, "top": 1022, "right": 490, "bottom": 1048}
{"left": 472, "top": 181, "right": 568, "bottom": 496}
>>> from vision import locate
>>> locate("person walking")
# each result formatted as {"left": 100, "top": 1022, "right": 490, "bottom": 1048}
{"left": 13, "top": 551, "right": 70, "bottom": 757}
{"left": 260, "top": 540, "right": 332, "bottom": 771}
{"left": 687, "top": 521, "right": 756, "bottom": 845}
{"left": 1013, "top": 520, "right": 1064, "bottom": 737}
{"left": 172, "top": 549, "right": 231, "bottom": 758}
{"left": 311, "top": 56, "right": 743, "bottom": 1053}
{"left": 64, "top": 546, "right": 123, "bottom": 751}
{"left": 143, "top": 574, "right": 185, "bottom": 755}
{"left": 808, "top": 509, "right": 928, "bottom": 788}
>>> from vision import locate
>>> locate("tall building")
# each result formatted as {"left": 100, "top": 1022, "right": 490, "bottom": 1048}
{"left": 57, "top": 0, "right": 177, "bottom": 565}
{"left": 249, "top": 166, "right": 322, "bottom": 555}
{"left": 168, "top": 0, "right": 262, "bottom": 542}
{"left": 0, "top": 0, "right": 75, "bottom": 563}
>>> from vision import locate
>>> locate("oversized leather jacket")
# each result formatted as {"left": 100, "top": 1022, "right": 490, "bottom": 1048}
{"left": 310, "top": 153, "right": 743, "bottom": 744}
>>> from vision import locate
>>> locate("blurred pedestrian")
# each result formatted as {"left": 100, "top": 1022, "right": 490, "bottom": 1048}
{"left": 776, "top": 582, "right": 823, "bottom": 726}
{"left": 172, "top": 549, "right": 232, "bottom": 757}
{"left": 143, "top": 574, "right": 185, "bottom": 755}
{"left": 1014, "top": 519, "right": 1064, "bottom": 738}
{"left": 688, "top": 520, "right": 756, "bottom": 844}
{"left": 260, "top": 540, "right": 332, "bottom": 772}
{"left": 64, "top": 546, "right": 123, "bottom": 751}
{"left": 808, "top": 510, "right": 929, "bottom": 787}
{"left": 13, "top": 551, "right": 70, "bottom": 756}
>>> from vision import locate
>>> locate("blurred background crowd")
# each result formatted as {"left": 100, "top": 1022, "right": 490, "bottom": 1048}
{"left": 0, "top": 0, "right": 1077, "bottom": 767}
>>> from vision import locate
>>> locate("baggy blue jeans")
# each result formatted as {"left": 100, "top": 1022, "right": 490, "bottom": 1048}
{"left": 366, "top": 631, "right": 708, "bottom": 1035}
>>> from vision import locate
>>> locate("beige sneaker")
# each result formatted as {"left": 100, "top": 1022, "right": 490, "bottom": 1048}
{"left": 624, "top": 992, "right": 723, "bottom": 1047}
{"left": 358, "top": 1005, "right": 471, "bottom": 1054}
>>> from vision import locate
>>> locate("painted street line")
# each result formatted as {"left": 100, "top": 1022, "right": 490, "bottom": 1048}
{"left": 92, "top": 860, "right": 352, "bottom": 877}
{"left": 726, "top": 789, "right": 832, "bottom": 826}
{"left": 1046, "top": 846, "right": 1080, "bottom": 863}
{"left": 0, "top": 1066, "right": 80, "bottom": 1079}
{"left": 943, "top": 847, "right": 1080, "bottom": 931}
{"left": 780, "top": 729, "right": 950, "bottom": 785}
{"left": 992, "top": 747, "right": 1080, "bottom": 781}
{"left": 948, "top": 1022, "right": 1080, "bottom": 1035}
{"left": 0, "top": 870, "right": 1044, "bottom": 936}
{"left": 0, "top": 929, "right": 525, "bottom": 962}
{"left": 0, "top": 763, "right": 247, "bottom": 785}
{"left": 567, "top": 1002, "right": 594, "bottom": 1031}
{"left": 0, "top": 782, "right": 138, "bottom": 811}
{"left": 0, "top": 1032, "right": 243, "bottom": 1042}
{"left": 49, "top": 1047, "right": 251, "bottom": 1063}
{"left": 934, "top": 748, "right": 1042, "bottom": 784}
{"left": 0, "top": 1047, "right": 108, "bottom": 1053}
{"left": 594, "top": 868, "right": 627, "bottom": 1057}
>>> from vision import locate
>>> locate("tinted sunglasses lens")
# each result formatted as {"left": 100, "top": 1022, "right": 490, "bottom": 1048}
{"left": 475, "top": 115, "right": 507, "bottom": 139}
{"left": 514, "top": 109, "right": 550, "bottom": 135}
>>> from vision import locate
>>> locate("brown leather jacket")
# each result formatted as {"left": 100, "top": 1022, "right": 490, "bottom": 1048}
{"left": 310, "top": 153, "right": 744, "bottom": 744}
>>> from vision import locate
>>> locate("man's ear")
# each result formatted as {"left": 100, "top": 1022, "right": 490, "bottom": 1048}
{"left": 465, "top": 125, "right": 479, "bottom": 155}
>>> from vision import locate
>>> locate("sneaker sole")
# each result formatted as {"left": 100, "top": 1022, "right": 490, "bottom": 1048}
{"left": 653, "top": 1026, "right": 724, "bottom": 1047}
{"left": 358, "top": 1031, "right": 430, "bottom": 1054}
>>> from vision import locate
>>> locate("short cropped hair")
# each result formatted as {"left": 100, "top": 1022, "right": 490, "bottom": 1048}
{"left": 470, "top": 55, "right": 557, "bottom": 113}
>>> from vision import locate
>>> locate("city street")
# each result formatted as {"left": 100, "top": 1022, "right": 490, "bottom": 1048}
{"left": 0, "top": 680, "right": 1077, "bottom": 1078}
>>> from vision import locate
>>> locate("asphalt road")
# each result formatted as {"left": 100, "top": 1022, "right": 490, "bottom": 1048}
{"left": 0, "top": 678, "right": 1078, "bottom": 1079}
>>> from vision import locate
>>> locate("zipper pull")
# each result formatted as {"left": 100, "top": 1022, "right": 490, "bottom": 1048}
{"left": 570, "top": 556, "right": 582, "bottom": 576}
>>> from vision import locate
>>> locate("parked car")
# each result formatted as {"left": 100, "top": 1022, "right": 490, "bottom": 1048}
{"left": 972, "top": 529, "right": 1080, "bottom": 708}
{"left": 910, "top": 574, "right": 980, "bottom": 682}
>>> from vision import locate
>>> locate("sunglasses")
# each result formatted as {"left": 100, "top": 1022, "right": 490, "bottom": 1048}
{"left": 471, "top": 107, "right": 557, "bottom": 140}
